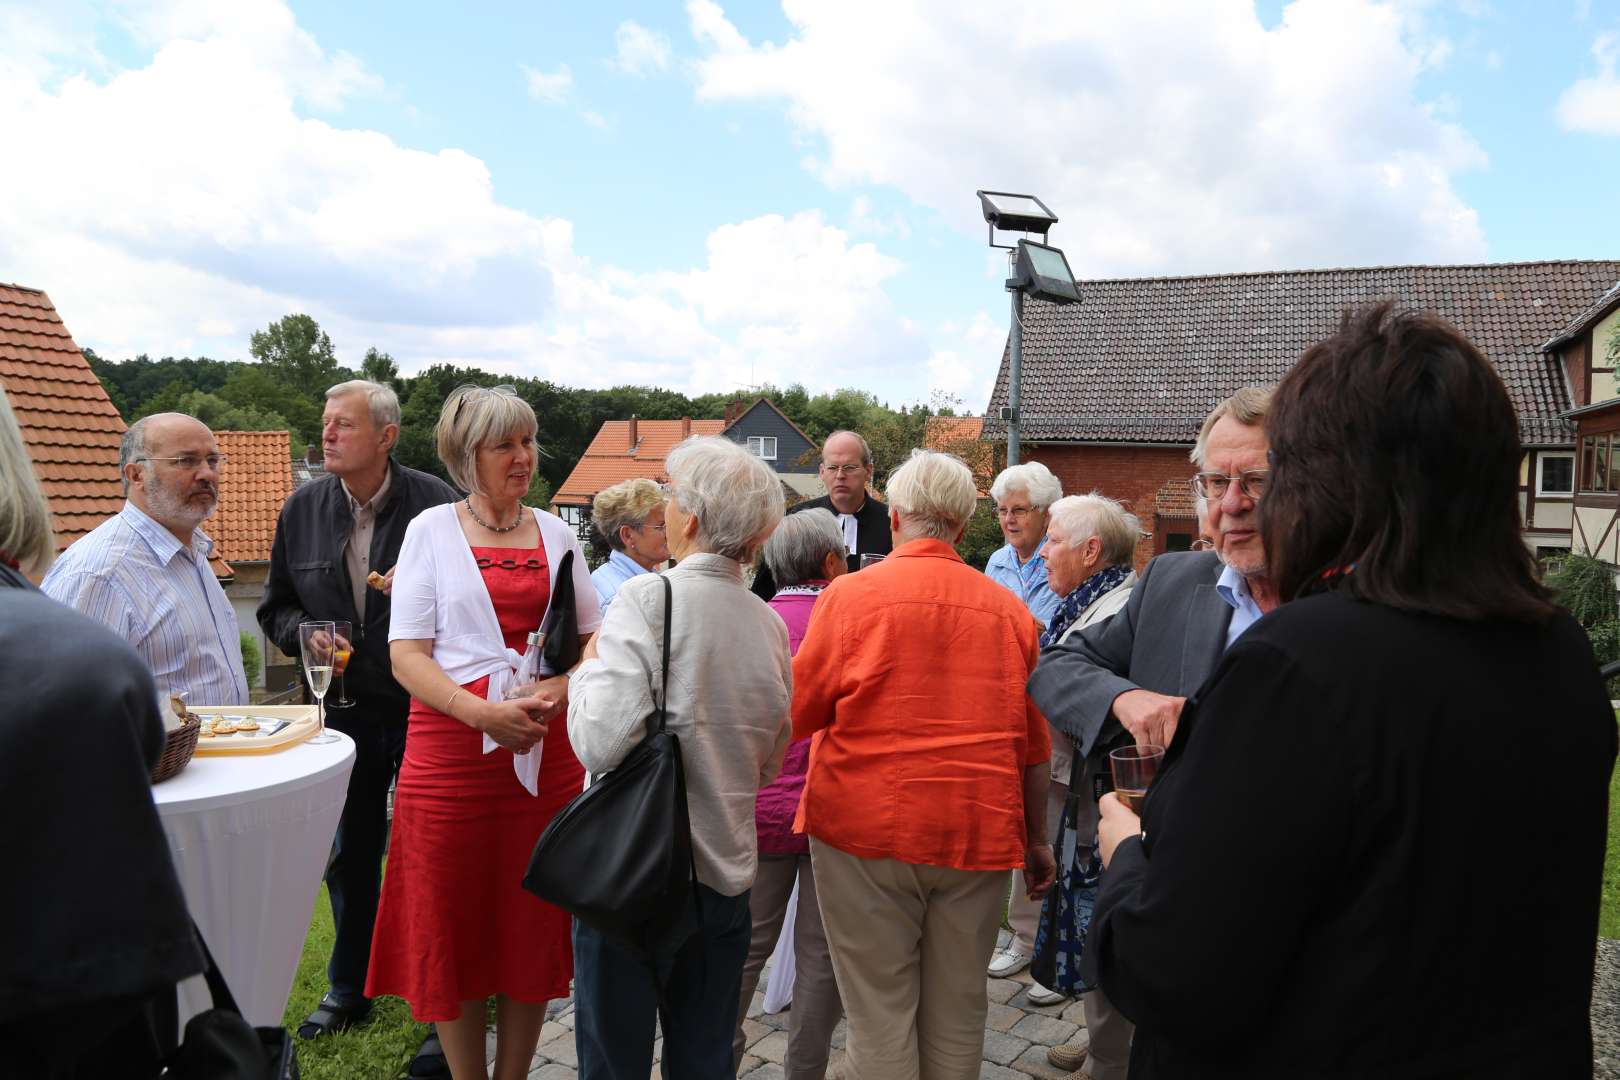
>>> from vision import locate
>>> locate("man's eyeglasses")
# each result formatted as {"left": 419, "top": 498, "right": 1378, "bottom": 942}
{"left": 140, "top": 454, "right": 227, "bottom": 472}
{"left": 995, "top": 505, "right": 1035, "bottom": 520}
{"left": 1191, "top": 469, "right": 1269, "bottom": 501}
{"left": 1191, "top": 538, "right": 1216, "bottom": 551}
{"left": 820, "top": 463, "right": 867, "bottom": 476}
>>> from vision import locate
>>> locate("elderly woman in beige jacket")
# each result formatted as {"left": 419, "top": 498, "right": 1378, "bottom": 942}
{"left": 566, "top": 435, "right": 791, "bottom": 1080}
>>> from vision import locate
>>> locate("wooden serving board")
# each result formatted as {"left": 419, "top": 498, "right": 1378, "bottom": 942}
{"left": 191, "top": 705, "right": 321, "bottom": 755}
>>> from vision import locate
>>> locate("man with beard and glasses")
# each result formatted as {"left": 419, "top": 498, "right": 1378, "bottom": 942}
{"left": 43, "top": 412, "right": 248, "bottom": 708}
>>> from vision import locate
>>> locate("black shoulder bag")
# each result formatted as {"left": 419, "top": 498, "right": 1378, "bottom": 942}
{"left": 161, "top": 919, "right": 297, "bottom": 1079}
{"left": 523, "top": 574, "right": 695, "bottom": 948}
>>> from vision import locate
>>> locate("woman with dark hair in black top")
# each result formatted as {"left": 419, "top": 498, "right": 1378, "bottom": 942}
{"left": 1087, "top": 303, "right": 1616, "bottom": 1079}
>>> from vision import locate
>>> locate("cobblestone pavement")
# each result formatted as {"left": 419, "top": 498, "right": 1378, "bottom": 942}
{"left": 503, "top": 928, "right": 1088, "bottom": 1079}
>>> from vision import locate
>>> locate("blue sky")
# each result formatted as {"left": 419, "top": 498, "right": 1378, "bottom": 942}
{"left": 2, "top": 0, "right": 1616, "bottom": 412}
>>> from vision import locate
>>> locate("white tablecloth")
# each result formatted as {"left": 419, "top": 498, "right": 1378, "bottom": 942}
{"left": 154, "top": 732, "right": 356, "bottom": 1030}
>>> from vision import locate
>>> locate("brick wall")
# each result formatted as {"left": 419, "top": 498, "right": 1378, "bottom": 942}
{"left": 1029, "top": 443, "right": 1196, "bottom": 568}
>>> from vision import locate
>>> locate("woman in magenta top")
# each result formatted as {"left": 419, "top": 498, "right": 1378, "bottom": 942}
{"left": 732, "top": 508, "right": 848, "bottom": 1079}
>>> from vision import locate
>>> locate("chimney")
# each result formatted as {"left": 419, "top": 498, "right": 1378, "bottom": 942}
{"left": 627, "top": 416, "right": 639, "bottom": 452}
{"left": 681, "top": 416, "right": 692, "bottom": 439}
{"left": 724, "top": 398, "right": 746, "bottom": 426}
{"left": 304, "top": 444, "right": 321, "bottom": 466}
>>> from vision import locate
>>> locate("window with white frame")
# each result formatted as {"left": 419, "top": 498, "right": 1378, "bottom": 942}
{"left": 1537, "top": 452, "right": 1574, "bottom": 496}
{"left": 747, "top": 436, "right": 778, "bottom": 461}
{"left": 558, "top": 505, "right": 583, "bottom": 526}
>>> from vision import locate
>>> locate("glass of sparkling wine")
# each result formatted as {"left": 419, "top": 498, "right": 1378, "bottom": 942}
{"left": 298, "top": 620, "right": 341, "bottom": 744}
{"left": 327, "top": 619, "right": 355, "bottom": 709}
{"left": 1109, "top": 744, "right": 1165, "bottom": 814}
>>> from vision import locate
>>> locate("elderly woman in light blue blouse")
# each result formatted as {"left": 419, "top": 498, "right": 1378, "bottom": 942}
{"left": 983, "top": 461, "right": 1064, "bottom": 630}
{"left": 588, "top": 478, "right": 669, "bottom": 614}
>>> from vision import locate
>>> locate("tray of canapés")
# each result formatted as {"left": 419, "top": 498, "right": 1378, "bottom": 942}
{"left": 190, "top": 705, "right": 321, "bottom": 755}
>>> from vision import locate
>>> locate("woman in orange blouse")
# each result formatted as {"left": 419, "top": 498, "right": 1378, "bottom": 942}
{"left": 791, "top": 449, "right": 1056, "bottom": 1080}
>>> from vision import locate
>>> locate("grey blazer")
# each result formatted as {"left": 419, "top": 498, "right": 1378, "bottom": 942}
{"left": 1027, "top": 550, "right": 1230, "bottom": 758}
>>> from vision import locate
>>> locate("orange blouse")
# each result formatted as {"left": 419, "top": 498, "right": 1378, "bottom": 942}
{"left": 791, "top": 537, "right": 1051, "bottom": 871}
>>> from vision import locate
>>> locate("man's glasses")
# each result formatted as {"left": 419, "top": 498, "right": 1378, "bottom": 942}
{"left": 1191, "top": 469, "right": 1269, "bottom": 501}
{"left": 820, "top": 463, "right": 867, "bottom": 476}
{"left": 1191, "top": 538, "right": 1215, "bottom": 551}
{"left": 140, "top": 454, "right": 227, "bottom": 472}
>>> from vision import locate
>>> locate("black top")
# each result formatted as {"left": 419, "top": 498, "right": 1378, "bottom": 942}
{"left": 1090, "top": 591, "right": 1616, "bottom": 1079}
{"left": 0, "top": 577, "right": 203, "bottom": 1023}
{"left": 750, "top": 493, "right": 891, "bottom": 599}
{"left": 257, "top": 459, "right": 458, "bottom": 718}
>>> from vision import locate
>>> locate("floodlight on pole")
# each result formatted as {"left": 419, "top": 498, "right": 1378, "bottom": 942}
{"left": 975, "top": 190, "right": 1081, "bottom": 467}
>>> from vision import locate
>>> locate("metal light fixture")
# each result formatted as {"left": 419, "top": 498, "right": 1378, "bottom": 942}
{"left": 975, "top": 190, "right": 1081, "bottom": 465}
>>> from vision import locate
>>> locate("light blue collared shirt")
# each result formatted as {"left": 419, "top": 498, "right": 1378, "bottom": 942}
{"left": 591, "top": 549, "right": 653, "bottom": 615}
{"left": 984, "top": 541, "right": 1062, "bottom": 626}
{"left": 41, "top": 501, "right": 249, "bottom": 707}
{"left": 1215, "top": 563, "right": 1266, "bottom": 650}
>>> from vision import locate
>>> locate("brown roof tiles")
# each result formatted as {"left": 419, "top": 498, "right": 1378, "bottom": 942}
{"left": 985, "top": 260, "right": 1620, "bottom": 448}
{"left": 554, "top": 418, "right": 728, "bottom": 506}
{"left": 210, "top": 431, "right": 294, "bottom": 566}
{"left": 0, "top": 283, "right": 127, "bottom": 550}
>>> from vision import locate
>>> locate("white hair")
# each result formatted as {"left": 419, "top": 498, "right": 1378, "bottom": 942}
{"left": 326, "top": 379, "right": 402, "bottom": 430}
{"left": 763, "top": 508, "right": 845, "bottom": 588}
{"left": 885, "top": 449, "right": 977, "bottom": 540}
{"left": 667, "top": 435, "right": 785, "bottom": 562}
{"left": 118, "top": 416, "right": 153, "bottom": 495}
{"left": 0, "top": 391, "right": 55, "bottom": 576}
{"left": 1048, "top": 492, "right": 1142, "bottom": 567}
{"left": 990, "top": 461, "right": 1062, "bottom": 509}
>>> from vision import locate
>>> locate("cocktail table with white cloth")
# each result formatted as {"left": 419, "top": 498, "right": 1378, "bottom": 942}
{"left": 154, "top": 729, "right": 356, "bottom": 1029}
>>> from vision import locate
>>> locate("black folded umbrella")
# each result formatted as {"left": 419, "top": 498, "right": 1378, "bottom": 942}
{"left": 541, "top": 549, "right": 583, "bottom": 674}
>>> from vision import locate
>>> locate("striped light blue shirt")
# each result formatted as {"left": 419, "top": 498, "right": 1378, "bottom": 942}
{"left": 984, "top": 541, "right": 1063, "bottom": 626}
{"left": 41, "top": 501, "right": 249, "bottom": 707}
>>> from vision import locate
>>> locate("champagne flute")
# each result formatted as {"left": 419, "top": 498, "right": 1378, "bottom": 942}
{"left": 328, "top": 619, "right": 355, "bottom": 709}
{"left": 1109, "top": 744, "right": 1165, "bottom": 814}
{"left": 298, "top": 620, "right": 341, "bottom": 745}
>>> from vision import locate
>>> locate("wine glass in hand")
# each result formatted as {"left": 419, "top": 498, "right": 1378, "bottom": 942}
{"left": 298, "top": 620, "right": 341, "bottom": 744}
{"left": 328, "top": 620, "right": 355, "bottom": 709}
{"left": 1109, "top": 744, "right": 1165, "bottom": 814}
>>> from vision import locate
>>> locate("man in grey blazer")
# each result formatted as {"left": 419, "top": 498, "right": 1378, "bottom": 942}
{"left": 1028, "top": 386, "right": 1279, "bottom": 1080}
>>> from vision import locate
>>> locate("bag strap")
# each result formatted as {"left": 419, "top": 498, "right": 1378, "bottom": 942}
{"left": 656, "top": 573, "right": 672, "bottom": 733}
{"left": 187, "top": 917, "right": 244, "bottom": 1017}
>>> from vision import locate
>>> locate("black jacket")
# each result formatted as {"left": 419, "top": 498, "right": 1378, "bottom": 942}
{"left": 1090, "top": 591, "right": 1615, "bottom": 1079}
{"left": 750, "top": 493, "right": 891, "bottom": 599}
{"left": 258, "top": 460, "right": 458, "bottom": 719}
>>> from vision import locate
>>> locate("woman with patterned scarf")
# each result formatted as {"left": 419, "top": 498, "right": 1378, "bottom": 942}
{"left": 1028, "top": 493, "right": 1142, "bottom": 1080}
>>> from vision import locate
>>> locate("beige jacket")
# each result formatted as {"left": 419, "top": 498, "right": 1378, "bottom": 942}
{"left": 567, "top": 553, "right": 792, "bottom": 896}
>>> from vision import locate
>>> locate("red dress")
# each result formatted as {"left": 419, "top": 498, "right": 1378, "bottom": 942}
{"left": 367, "top": 546, "right": 584, "bottom": 1020}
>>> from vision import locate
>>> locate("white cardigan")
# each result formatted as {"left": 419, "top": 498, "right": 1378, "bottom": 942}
{"left": 390, "top": 503, "right": 602, "bottom": 792}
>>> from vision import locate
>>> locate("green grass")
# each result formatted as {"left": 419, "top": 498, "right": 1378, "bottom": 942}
{"left": 1603, "top": 745, "right": 1620, "bottom": 940}
{"left": 281, "top": 885, "right": 432, "bottom": 1080}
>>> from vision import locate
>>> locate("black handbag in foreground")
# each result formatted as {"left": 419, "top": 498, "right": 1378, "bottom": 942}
{"left": 162, "top": 919, "right": 297, "bottom": 1079}
{"left": 523, "top": 574, "right": 695, "bottom": 949}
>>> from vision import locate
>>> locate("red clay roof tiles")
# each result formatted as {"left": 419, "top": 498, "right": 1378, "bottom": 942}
{"left": 554, "top": 419, "right": 727, "bottom": 506}
{"left": 0, "top": 282, "right": 127, "bottom": 550}
{"left": 210, "top": 431, "right": 294, "bottom": 566}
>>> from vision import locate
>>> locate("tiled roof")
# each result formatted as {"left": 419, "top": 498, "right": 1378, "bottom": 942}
{"left": 0, "top": 283, "right": 127, "bottom": 549}
{"left": 210, "top": 431, "right": 293, "bottom": 566}
{"left": 553, "top": 419, "right": 727, "bottom": 506}
{"left": 1544, "top": 280, "right": 1620, "bottom": 352}
{"left": 924, "top": 416, "right": 985, "bottom": 448}
{"left": 984, "top": 260, "right": 1620, "bottom": 448}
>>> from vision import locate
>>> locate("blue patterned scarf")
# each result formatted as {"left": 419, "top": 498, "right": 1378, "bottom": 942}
{"left": 1040, "top": 564, "right": 1130, "bottom": 649}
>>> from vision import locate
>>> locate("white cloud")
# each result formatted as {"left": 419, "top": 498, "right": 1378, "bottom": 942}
{"left": 0, "top": 1, "right": 931, "bottom": 401}
{"left": 522, "top": 62, "right": 572, "bottom": 104}
{"left": 1557, "top": 33, "right": 1620, "bottom": 135}
{"left": 688, "top": 0, "right": 1489, "bottom": 276}
{"left": 582, "top": 109, "right": 609, "bottom": 129}
{"left": 613, "top": 20, "right": 672, "bottom": 75}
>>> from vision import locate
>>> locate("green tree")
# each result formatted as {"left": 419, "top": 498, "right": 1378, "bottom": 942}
{"left": 150, "top": 388, "right": 291, "bottom": 434}
{"left": 360, "top": 347, "right": 400, "bottom": 389}
{"left": 250, "top": 314, "right": 339, "bottom": 388}
{"left": 218, "top": 365, "right": 322, "bottom": 450}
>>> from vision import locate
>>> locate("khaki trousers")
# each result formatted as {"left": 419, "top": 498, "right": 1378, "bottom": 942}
{"left": 809, "top": 839, "right": 1006, "bottom": 1080}
{"left": 1082, "top": 985, "right": 1133, "bottom": 1080}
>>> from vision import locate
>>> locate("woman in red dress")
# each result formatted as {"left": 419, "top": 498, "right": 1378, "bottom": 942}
{"left": 372, "top": 384, "right": 602, "bottom": 1080}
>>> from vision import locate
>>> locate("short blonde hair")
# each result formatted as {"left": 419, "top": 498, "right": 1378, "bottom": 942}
{"left": 435, "top": 385, "right": 538, "bottom": 495}
{"left": 1048, "top": 492, "right": 1142, "bottom": 567}
{"left": 0, "top": 391, "right": 56, "bottom": 577}
{"left": 1191, "top": 386, "right": 1273, "bottom": 467}
{"left": 666, "top": 436, "right": 784, "bottom": 562}
{"left": 592, "top": 478, "right": 665, "bottom": 551}
{"left": 884, "top": 449, "right": 977, "bottom": 540}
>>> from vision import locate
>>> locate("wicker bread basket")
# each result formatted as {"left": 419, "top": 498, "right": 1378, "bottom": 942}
{"left": 151, "top": 713, "right": 202, "bottom": 783}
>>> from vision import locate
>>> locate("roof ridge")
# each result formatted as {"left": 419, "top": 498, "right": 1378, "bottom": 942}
{"left": 0, "top": 283, "right": 47, "bottom": 296}
{"left": 1075, "top": 258, "right": 1620, "bottom": 286}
